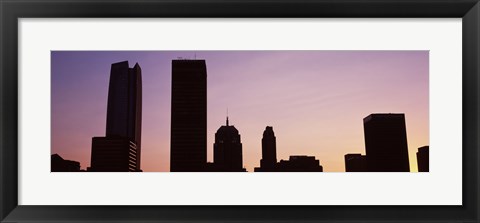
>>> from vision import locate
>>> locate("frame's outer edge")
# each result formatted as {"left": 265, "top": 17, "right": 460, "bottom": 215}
{"left": 0, "top": 0, "right": 19, "bottom": 222}
{"left": 476, "top": 5, "right": 479, "bottom": 222}
{"left": 1, "top": 0, "right": 480, "bottom": 222}
{"left": 0, "top": 0, "right": 478, "bottom": 18}
{"left": 463, "top": 2, "right": 480, "bottom": 222}
{"left": 0, "top": 0, "right": 3, "bottom": 221}
{"left": 1, "top": 0, "right": 5, "bottom": 220}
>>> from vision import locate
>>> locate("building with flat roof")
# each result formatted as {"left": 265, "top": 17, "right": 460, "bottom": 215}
{"left": 417, "top": 146, "right": 429, "bottom": 172}
{"left": 344, "top": 153, "right": 367, "bottom": 172}
{"left": 170, "top": 59, "right": 207, "bottom": 172}
{"left": 89, "top": 136, "right": 138, "bottom": 172}
{"left": 363, "top": 113, "right": 410, "bottom": 172}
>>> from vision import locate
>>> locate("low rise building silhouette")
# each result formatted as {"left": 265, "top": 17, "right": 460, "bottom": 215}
{"left": 417, "top": 146, "right": 429, "bottom": 172}
{"left": 51, "top": 154, "right": 81, "bottom": 172}
{"left": 344, "top": 153, "right": 367, "bottom": 172}
{"left": 89, "top": 136, "right": 139, "bottom": 172}
{"left": 277, "top": 155, "right": 323, "bottom": 172}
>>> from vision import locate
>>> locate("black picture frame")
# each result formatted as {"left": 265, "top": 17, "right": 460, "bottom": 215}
{"left": 1, "top": 0, "right": 479, "bottom": 222}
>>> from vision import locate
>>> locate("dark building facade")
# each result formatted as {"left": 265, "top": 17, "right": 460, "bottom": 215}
{"left": 277, "top": 156, "right": 323, "bottom": 172}
{"left": 90, "top": 61, "right": 142, "bottom": 172}
{"left": 89, "top": 137, "right": 138, "bottom": 172}
{"left": 51, "top": 154, "right": 81, "bottom": 172}
{"left": 170, "top": 59, "right": 207, "bottom": 172}
{"left": 260, "top": 126, "right": 277, "bottom": 171}
{"left": 344, "top": 153, "right": 367, "bottom": 172}
{"left": 417, "top": 146, "right": 429, "bottom": 172}
{"left": 363, "top": 114, "right": 410, "bottom": 172}
{"left": 254, "top": 126, "right": 323, "bottom": 172}
{"left": 211, "top": 117, "right": 246, "bottom": 172}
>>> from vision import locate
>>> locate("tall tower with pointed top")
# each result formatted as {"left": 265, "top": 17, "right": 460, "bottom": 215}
{"left": 213, "top": 117, "right": 245, "bottom": 172}
{"left": 170, "top": 59, "right": 207, "bottom": 172}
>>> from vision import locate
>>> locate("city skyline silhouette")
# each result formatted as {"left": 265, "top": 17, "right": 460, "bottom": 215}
{"left": 51, "top": 51, "right": 429, "bottom": 172}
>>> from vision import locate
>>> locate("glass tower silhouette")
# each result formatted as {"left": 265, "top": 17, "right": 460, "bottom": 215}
{"left": 363, "top": 113, "right": 410, "bottom": 172}
{"left": 170, "top": 59, "right": 207, "bottom": 172}
{"left": 90, "top": 61, "right": 142, "bottom": 172}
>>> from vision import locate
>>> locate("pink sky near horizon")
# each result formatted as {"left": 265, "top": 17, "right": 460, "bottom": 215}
{"left": 51, "top": 51, "right": 429, "bottom": 172}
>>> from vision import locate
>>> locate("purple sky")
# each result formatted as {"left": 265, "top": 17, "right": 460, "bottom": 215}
{"left": 51, "top": 51, "right": 429, "bottom": 172}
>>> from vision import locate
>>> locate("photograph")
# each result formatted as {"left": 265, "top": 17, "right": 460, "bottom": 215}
{"left": 51, "top": 50, "right": 429, "bottom": 172}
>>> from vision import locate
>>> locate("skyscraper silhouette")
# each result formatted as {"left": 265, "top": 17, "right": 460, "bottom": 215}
{"left": 344, "top": 153, "right": 367, "bottom": 172}
{"left": 260, "top": 126, "right": 277, "bottom": 171}
{"left": 170, "top": 59, "right": 207, "bottom": 172}
{"left": 212, "top": 117, "right": 246, "bottom": 172}
{"left": 363, "top": 114, "right": 410, "bottom": 172}
{"left": 417, "top": 146, "right": 429, "bottom": 172}
{"left": 89, "top": 61, "right": 142, "bottom": 172}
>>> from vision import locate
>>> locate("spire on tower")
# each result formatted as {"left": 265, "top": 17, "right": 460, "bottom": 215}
{"left": 226, "top": 108, "right": 229, "bottom": 126}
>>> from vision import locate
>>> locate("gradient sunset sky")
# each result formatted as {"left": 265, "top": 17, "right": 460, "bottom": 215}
{"left": 51, "top": 51, "right": 429, "bottom": 172}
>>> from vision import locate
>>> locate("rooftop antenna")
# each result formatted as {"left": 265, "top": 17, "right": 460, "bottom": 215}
{"left": 226, "top": 108, "right": 229, "bottom": 126}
